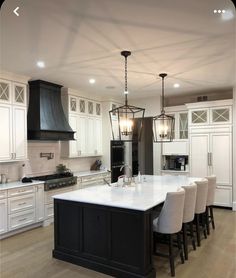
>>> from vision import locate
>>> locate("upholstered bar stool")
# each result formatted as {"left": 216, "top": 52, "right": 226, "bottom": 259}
{"left": 194, "top": 179, "right": 208, "bottom": 246}
{"left": 181, "top": 183, "right": 197, "bottom": 260}
{"left": 153, "top": 189, "right": 185, "bottom": 277}
{"left": 205, "top": 175, "right": 217, "bottom": 235}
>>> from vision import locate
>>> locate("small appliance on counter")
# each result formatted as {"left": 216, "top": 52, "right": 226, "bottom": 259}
{"left": 90, "top": 160, "right": 102, "bottom": 171}
{"left": 163, "top": 155, "right": 188, "bottom": 171}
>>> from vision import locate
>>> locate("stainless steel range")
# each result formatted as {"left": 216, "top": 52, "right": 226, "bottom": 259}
{"left": 32, "top": 173, "right": 77, "bottom": 191}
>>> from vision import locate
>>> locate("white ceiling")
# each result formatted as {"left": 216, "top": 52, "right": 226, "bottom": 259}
{"left": 0, "top": 0, "right": 235, "bottom": 99}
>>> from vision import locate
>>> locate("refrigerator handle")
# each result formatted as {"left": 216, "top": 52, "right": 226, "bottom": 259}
{"left": 207, "top": 152, "right": 210, "bottom": 166}
{"left": 210, "top": 152, "right": 213, "bottom": 166}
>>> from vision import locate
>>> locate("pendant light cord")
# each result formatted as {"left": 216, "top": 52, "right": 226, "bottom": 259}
{"left": 161, "top": 76, "right": 164, "bottom": 114}
{"left": 125, "top": 55, "right": 128, "bottom": 105}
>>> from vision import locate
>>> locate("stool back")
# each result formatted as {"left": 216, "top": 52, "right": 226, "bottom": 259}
{"left": 195, "top": 179, "right": 208, "bottom": 214}
{"left": 182, "top": 183, "right": 197, "bottom": 223}
{"left": 205, "top": 175, "right": 216, "bottom": 206}
{"left": 157, "top": 188, "right": 185, "bottom": 234}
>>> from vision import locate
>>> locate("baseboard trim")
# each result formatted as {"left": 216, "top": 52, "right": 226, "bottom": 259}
{"left": 232, "top": 202, "right": 236, "bottom": 211}
{"left": 0, "top": 222, "right": 43, "bottom": 240}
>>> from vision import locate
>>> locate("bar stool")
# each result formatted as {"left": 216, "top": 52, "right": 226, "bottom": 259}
{"left": 153, "top": 188, "right": 185, "bottom": 277}
{"left": 181, "top": 183, "right": 197, "bottom": 260}
{"left": 194, "top": 179, "right": 208, "bottom": 247}
{"left": 205, "top": 175, "right": 217, "bottom": 235}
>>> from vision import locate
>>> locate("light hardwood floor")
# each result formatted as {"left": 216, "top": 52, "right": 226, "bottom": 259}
{"left": 0, "top": 208, "right": 235, "bottom": 278}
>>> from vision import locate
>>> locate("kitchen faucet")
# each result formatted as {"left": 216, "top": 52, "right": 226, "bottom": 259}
{"left": 119, "top": 164, "right": 133, "bottom": 185}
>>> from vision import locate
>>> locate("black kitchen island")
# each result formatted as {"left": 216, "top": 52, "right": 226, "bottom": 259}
{"left": 52, "top": 176, "right": 199, "bottom": 277}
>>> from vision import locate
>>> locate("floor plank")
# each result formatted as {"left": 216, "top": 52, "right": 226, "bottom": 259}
{"left": 0, "top": 208, "right": 235, "bottom": 278}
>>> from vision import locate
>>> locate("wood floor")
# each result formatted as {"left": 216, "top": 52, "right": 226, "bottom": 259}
{"left": 0, "top": 208, "right": 235, "bottom": 278}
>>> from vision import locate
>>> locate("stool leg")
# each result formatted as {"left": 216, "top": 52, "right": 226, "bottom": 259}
{"left": 202, "top": 213, "right": 207, "bottom": 239}
{"left": 210, "top": 206, "right": 215, "bottom": 230}
{"left": 177, "top": 232, "right": 185, "bottom": 264}
{"left": 169, "top": 234, "right": 175, "bottom": 277}
{"left": 206, "top": 207, "right": 210, "bottom": 235}
{"left": 196, "top": 214, "right": 201, "bottom": 247}
{"left": 182, "top": 223, "right": 188, "bottom": 260}
{"left": 190, "top": 221, "right": 196, "bottom": 250}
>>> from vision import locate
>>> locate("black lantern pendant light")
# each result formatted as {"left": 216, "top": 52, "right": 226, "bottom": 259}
{"left": 153, "top": 73, "right": 175, "bottom": 143}
{"left": 109, "top": 51, "right": 145, "bottom": 142}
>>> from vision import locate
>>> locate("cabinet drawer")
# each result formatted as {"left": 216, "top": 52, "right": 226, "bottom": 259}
{"left": 214, "top": 186, "right": 232, "bottom": 207}
{"left": 0, "top": 190, "right": 7, "bottom": 199}
{"left": 8, "top": 186, "right": 35, "bottom": 197}
{"left": 45, "top": 204, "right": 54, "bottom": 219}
{"left": 8, "top": 209, "right": 35, "bottom": 231}
{"left": 8, "top": 194, "right": 35, "bottom": 214}
{"left": 162, "top": 141, "right": 189, "bottom": 155}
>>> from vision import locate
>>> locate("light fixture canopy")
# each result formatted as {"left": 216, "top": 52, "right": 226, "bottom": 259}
{"left": 153, "top": 73, "right": 175, "bottom": 143}
{"left": 109, "top": 50, "right": 145, "bottom": 142}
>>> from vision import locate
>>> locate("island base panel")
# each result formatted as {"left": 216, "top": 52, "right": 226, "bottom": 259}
{"left": 53, "top": 199, "right": 156, "bottom": 278}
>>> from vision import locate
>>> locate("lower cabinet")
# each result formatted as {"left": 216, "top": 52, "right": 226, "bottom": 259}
{"left": 0, "top": 183, "right": 45, "bottom": 237}
{"left": 79, "top": 172, "right": 111, "bottom": 189}
{"left": 8, "top": 209, "right": 35, "bottom": 231}
{"left": 0, "top": 199, "right": 8, "bottom": 234}
{"left": 214, "top": 186, "right": 232, "bottom": 207}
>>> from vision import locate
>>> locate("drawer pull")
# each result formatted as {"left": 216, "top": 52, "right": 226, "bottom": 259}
{"left": 18, "top": 218, "right": 27, "bottom": 222}
{"left": 18, "top": 202, "right": 27, "bottom": 206}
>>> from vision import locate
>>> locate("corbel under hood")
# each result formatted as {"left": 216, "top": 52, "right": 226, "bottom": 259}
{"left": 27, "top": 80, "right": 75, "bottom": 141}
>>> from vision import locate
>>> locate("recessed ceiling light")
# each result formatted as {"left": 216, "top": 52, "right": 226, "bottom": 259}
{"left": 221, "top": 9, "right": 234, "bottom": 21}
{"left": 37, "top": 61, "right": 45, "bottom": 68}
{"left": 89, "top": 78, "right": 96, "bottom": 84}
{"left": 173, "top": 83, "right": 180, "bottom": 88}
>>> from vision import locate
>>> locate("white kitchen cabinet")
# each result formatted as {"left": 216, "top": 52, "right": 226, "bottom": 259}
{"left": 35, "top": 184, "right": 45, "bottom": 222}
{"left": 190, "top": 132, "right": 232, "bottom": 183}
{"left": 0, "top": 78, "right": 27, "bottom": 162}
{"left": 186, "top": 100, "right": 232, "bottom": 127}
{"left": 8, "top": 209, "right": 35, "bottom": 231}
{"left": 0, "top": 199, "right": 8, "bottom": 234}
{"left": 162, "top": 140, "right": 188, "bottom": 156}
{"left": 94, "top": 118, "right": 102, "bottom": 155}
{"left": 12, "top": 106, "right": 27, "bottom": 160}
{"left": 0, "top": 104, "right": 12, "bottom": 160}
{"left": 190, "top": 134, "right": 210, "bottom": 178}
{"left": 190, "top": 131, "right": 232, "bottom": 207}
{"left": 61, "top": 91, "right": 103, "bottom": 158}
{"left": 8, "top": 194, "right": 35, "bottom": 214}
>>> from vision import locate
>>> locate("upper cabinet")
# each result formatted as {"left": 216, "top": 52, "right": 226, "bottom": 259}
{"left": 186, "top": 100, "right": 232, "bottom": 127}
{"left": 165, "top": 106, "right": 188, "bottom": 140}
{"left": 61, "top": 89, "right": 102, "bottom": 158}
{"left": 0, "top": 77, "right": 28, "bottom": 162}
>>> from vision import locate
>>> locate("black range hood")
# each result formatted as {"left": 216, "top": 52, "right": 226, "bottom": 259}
{"left": 27, "top": 80, "right": 75, "bottom": 141}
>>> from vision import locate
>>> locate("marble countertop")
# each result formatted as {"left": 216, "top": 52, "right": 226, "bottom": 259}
{"left": 0, "top": 180, "right": 44, "bottom": 191}
{"left": 161, "top": 170, "right": 189, "bottom": 173}
{"left": 53, "top": 175, "right": 202, "bottom": 211}
{"left": 74, "top": 170, "right": 110, "bottom": 177}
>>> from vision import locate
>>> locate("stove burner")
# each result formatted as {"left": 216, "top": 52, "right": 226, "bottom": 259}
{"left": 31, "top": 172, "right": 77, "bottom": 191}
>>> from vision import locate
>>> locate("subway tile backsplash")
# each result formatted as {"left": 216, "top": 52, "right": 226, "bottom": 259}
{"left": 0, "top": 142, "right": 101, "bottom": 182}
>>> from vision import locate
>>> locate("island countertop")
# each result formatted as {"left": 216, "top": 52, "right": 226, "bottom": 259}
{"left": 53, "top": 175, "right": 202, "bottom": 211}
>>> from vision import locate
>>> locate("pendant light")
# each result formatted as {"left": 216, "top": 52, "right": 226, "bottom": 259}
{"left": 153, "top": 73, "right": 175, "bottom": 142}
{"left": 109, "top": 50, "right": 145, "bottom": 142}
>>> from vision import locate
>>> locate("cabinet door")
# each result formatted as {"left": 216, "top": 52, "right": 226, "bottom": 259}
{"left": 179, "top": 112, "right": 188, "bottom": 139}
{"left": 0, "top": 79, "right": 11, "bottom": 104}
{"left": 87, "top": 117, "right": 94, "bottom": 155}
{"left": 190, "top": 109, "right": 209, "bottom": 126}
{"left": 69, "top": 96, "right": 78, "bottom": 113}
{"left": 0, "top": 199, "right": 8, "bottom": 234}
{"left": 0, "top": 104, "right": 12, "bottom": 161}
{"left": 68, "top": 115, "right": 78, "bottom": 157}
{"left": 12, "top": 83, "right": 27, "bottom": 106}
{"left": 12, "top": 106, "right": 27, "bottom": 160}
{"left": 36, "top": 184, "right": 45, "bottom": 222}
{"left": 77, "top": 115, "right": 87, "bottom": 156}
{"left": 210, "top": 133, "right": 232, "bottom": 185}
{"left": 94, "top": 118, "right": 102, "bottom": 155}
{"left": 190, "top": 134, "right": 210, "bottom": 177}
{"left": 210, "top": 107, "right": 232, "bottom": 125}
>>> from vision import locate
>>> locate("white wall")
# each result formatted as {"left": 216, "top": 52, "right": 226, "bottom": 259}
{"left": 131, "top": 96, "right": 162, "bottom": 175}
